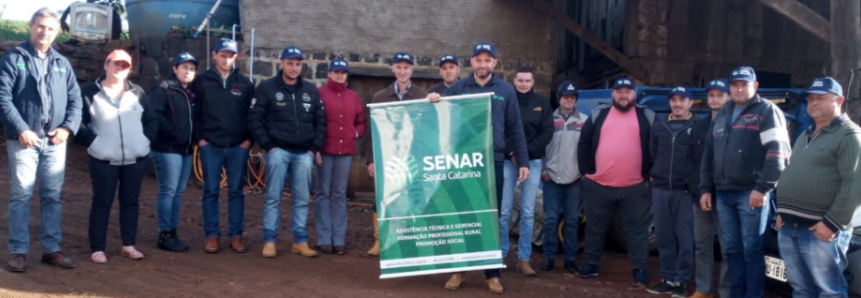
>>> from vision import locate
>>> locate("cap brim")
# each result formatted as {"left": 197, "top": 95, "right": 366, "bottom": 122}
{"left": 439, "top": 60, "right": 457, "bottom": 67}
{"left": 281, "top": 55, "right": 304, "bottom": 60}
{"left": 559, "top": 91, "right": 578, "bottom": 96}
{"left": 613, "top": 85, "right": 634, "bottom": 90}
{"left": 805, "top": 90, "right": 831, "bottom": 95}
{"left": 330, "top": 67, "right": 349, "bottom": 72}
{"left": 392, "top": 59, "right": 413, "bottom": 65}
{"left": 176, "top": 59, "right": 198, "bottom": 66}
{"left": 473, "top": 50, "right": 495, "bottom": 58}
{"left": 730, "top": 78, "right": 755, "bottom": 82}
{"left": 705, "top": 86, "right": 728, "bottom": 92}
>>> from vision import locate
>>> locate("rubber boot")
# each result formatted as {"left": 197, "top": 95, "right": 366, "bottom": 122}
{"left": 366, "top": 213, "right": 380, "bottom": 256}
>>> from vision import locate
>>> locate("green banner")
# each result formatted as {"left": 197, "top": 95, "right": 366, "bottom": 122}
{"left": 369, "top": 93, "right": 502, "bottom": 279}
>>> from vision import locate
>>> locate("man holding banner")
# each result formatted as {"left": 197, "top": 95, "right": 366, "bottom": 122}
{"left": 364, "top": 51, "right": 428, "bottom": 257}
{"left": 424, "top": 41, "right": 529, "bottom": 294}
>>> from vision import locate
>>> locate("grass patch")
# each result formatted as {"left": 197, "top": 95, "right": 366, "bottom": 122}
{"left": 0, "top": 20, "right": 70, "bottom": 43}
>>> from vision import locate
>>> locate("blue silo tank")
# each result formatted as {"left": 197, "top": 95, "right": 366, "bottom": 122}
{"left": 126, "top": 0, "right": 240, "bottom": 38}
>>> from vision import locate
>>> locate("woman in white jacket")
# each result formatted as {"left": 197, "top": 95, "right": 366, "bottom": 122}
{"left": 76, "top": 49, "right": 157, "bottom": 263}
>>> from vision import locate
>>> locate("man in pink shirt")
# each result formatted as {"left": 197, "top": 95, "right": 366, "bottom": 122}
{"left": 576, "top": 78, "right": 656, "bottom": 289}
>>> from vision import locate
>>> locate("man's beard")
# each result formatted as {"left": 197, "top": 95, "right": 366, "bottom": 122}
{"left": 613, "top": 100, "right": 634, "bottom": 112}
{"left": 475, "top": 70, "right": 492, "bottom": 79}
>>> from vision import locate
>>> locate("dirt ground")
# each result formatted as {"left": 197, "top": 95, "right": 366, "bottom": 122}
{"left": 0, "top": 143, "right": 782, "bottom": 298}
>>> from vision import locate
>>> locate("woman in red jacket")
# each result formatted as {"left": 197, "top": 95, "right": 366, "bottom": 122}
{"left": 315, "top": 58, "right": 367, "bottom": 255}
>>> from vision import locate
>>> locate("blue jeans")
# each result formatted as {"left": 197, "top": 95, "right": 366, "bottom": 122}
{"left": 779, "top": 222, "right": 851, "bottom": 298}
{"left": 199, "top": 144, "right": 249, "bottom": 238}
{"left": 500, "top": 159, "right": 542, "bottom": 261}
{"left": 6, "top": 139, "right": 66, "bottom": 254}
{"left": 315, "top": 154, "right": 352, "bottom": 246}
{"left": 263, "top": 148, "right": 313, "bottom": 243}
{"left": 152, "top": 152, "right": 193, "bottom": 233}
{"left": 541, "top": 179, "right": 582, "bottom": 261}
{"left": 716, "top": 190, "right": 771, "bottom": 298}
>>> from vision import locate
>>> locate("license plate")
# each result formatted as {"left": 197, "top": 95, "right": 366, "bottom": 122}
{"left": 765, "top": 256, "right": 787, "bottom": 282}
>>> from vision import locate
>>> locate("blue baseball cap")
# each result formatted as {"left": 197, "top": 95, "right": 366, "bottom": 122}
{"left": 558, "top": 80, "right": 578, "bottom": 96}
{"left": 668, "top": 86, "right": 692, "bottom": 99}
{"left": 214, "top": 38, "right": 238, "bottom": 53}
{"left": 392, "top": 51, "right": 414, "bottom": 65}
{"left": 330, "top": 58, "right": 349, "bottom": 72}
{"left": 730, "top": 66, "right": 757, "bottom": 82}
{"left": 472, "top": 42, "right": 497, "bottom": 58}
{"left": 280, "top": 46, "right": 304, "bottom": 60}
{"left": 806, "top": 77, "right": 843, "bottom": 97}
{"left": 439, "top": 54, "right": 458, "bottom": 67}
{"left": 612, "top": 77, "right": 635, "bottom": 90}
{"left": 174, "top": 52, "right": 197, "bottom": 66}
{"left": 705, "top": 79, "right": 730, "bottom": 94}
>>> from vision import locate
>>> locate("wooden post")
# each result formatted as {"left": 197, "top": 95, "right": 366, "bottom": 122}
{"left": 759, "top": 0, "right": 831, "bottom": 42}
{"left": 533, "top": 0, "right": 650, "bottom": 84}
{"left": 831, "top": 0, "right": 861, "bottom": 124}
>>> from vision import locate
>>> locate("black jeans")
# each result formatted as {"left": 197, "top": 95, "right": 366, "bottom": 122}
{"left": 485, "top": 162, "right": 504, "bottom": 279}
{"left": 88, "top": 155, "right": 149, "bottom": 252}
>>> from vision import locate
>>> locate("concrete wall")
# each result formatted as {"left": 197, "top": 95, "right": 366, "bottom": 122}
{"left": 239, "top": 0, "right": 555, "bottom": 95}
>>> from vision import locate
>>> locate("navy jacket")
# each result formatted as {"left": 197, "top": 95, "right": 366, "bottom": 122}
{"left": 0, "top": 41, "right": 82, "bottom": 139}
{"left": 442, "top": 73, "right": 528, "bottom": 167}
{"left": 511, "top": 90, "right": 554, "bottom": 160}
{"left": 699, "top": 94, "right": 791, "bottom": 195}
{"left": 247, "top": 73, "right": 326, "bottom": 153}
{"left": 649, "top": 115, "right": 698, "bottom": 191}
{"left": 149, "top": 74, "right": 200, "bottom": 155}
{"left": 689, "top": 114, "right": 713, "bottom": 196}
{"left": 194, "top": 68, "right": 254, "bottom": 147}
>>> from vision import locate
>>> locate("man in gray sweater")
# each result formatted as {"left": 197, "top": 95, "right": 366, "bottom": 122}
{"left": 776, "top": 77, "right": 861, "bottom": 298}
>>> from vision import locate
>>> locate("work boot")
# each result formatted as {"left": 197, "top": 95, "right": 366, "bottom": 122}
{"left": 319, "top": 245, "right": 334, "bottom": 254}
{"left": 564, "top": 260, "right": 579, "bottom": 273}
{"left": 170, "top": 230, "right": 190, "bottom": 252}
{"left": 230, "top": 237, "right": 247, "bottom": 253}
{"left": 686, "top": 292, "right": 714, "bottom": 298}
{"left": 205, "top": 237, "right": 219, "bottom": 253}
{"left": 41, "top": 252, "right": 75, "bottom": 269}
{"left": 486, "top": 277, "right": 504, "bottom": 294}
{"left": 291, "top": 242, "right": 318, "bottom": 257}
{"left": 334, "top": 245, "right": 345, "bottom": 255}
{"left": 444, "top": 273, "right": 466, "bottom": 290}
{"left": 262, "top": 242, "right": 277, "bottom": 258}
{"left": 366, "top": 213, "right": 380, "bottom": 256}
{"left": 157, "top": 232, "right": 185, "bottom": 252}
{"left": 7, "top": 254, "right": 26, "bottom": 273}
{"left": 516, "top": 260, "right": 537, "bottom": 276}
{"left": 540, "top": 258, "right": 554, "bottom": 271}
{"left": 633, "top": 268, "right": 650, "bottom": 288}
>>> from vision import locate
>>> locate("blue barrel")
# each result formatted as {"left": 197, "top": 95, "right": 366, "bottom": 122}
{"left": 126, "top": 0, "right": 240, "bottom": 38}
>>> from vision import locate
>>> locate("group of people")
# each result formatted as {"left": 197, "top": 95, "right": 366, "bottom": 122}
{"left": 3, "top": 7, "right": 861, "bottom": 298}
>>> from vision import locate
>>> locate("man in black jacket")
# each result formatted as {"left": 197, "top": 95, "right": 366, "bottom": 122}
{"left": 699, "top": 67, "right": 790, "bottom": 298}
{"left": 195, "top": 38, "right": 255, "bottom": 254}
{"left": 500, "top": 66, "right": 553, "bottom": 276}
{"left": 646, "top": 87, "right": 697, "bottom": 297}
{"left": 248, "top": 45, "right": 326, "bottom": 259}
{"left": 576, "top": 78, "right": 655, "bottom": 288}
{"left": 689, "top": 79, "right": 731, "bottom": 298}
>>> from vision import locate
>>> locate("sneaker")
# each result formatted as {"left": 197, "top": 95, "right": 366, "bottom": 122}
{"left": 671, "top": 283, "right": 689, "bottom": 298}
{"left": 646, "top": 280, "right": 675, "bottom": 294}
{"left": 633, "top": 269, "right": 649, "bottom": 288}
{"left": 576, "top": 263, "right": 599, "bottom": 278}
